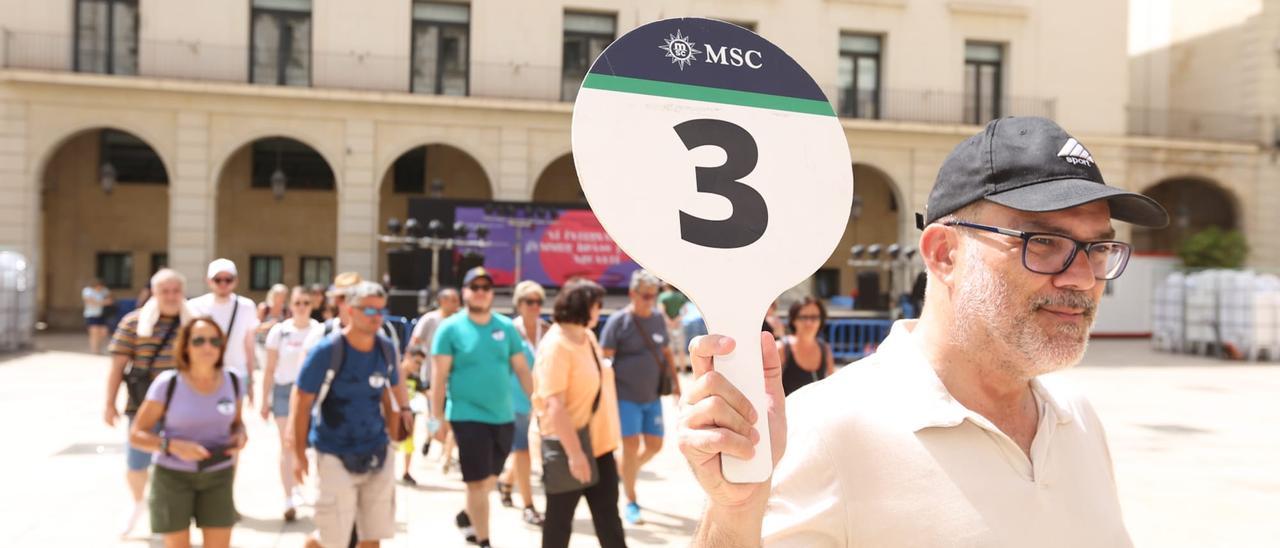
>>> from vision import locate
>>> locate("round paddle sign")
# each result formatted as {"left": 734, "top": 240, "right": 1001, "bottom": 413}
{"left": 572, "top": 18, "right": 853, "bottom": 483}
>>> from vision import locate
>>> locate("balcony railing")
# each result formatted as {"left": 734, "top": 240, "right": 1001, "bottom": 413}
{"left": 1, "top": 30, "right": 567, "bottom": 101}
{"left": 1127, "top": 107, "right": 1267, "bottom": 143}
{"left": 2, "top": 30, "right": 1135, "bottom": 134}
{"left": 830, "top": 87, "right": 1056, "bottom": 126}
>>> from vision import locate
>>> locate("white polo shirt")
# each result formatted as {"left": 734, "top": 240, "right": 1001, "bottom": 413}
{"left": 762, "top": 320, "right": 1131, "bottom": 547}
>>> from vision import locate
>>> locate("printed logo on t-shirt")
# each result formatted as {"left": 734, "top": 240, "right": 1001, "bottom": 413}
{"left": 369, "top": 374, "right": 387, "bottom": 389}
{"left": 216, "top": 398, "right": 236, "bottom": 416}
{"left": 492, "top": 329, "right": 506, "bottom": 342}
{"left": 652, "top": 332, "right": 665, "bottom": 344}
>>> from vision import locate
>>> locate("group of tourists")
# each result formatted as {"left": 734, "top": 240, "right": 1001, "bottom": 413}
{"left": 101, "top": 257, "right": 695, "bottom": 547}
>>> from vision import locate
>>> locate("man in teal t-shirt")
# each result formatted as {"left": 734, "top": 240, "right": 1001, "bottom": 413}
{"left": 429, "top": 268, "right": 532, "bottom": 547}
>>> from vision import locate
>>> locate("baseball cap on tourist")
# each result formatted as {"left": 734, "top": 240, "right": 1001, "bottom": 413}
{"left": 916, "top": 117, "right": 1169, "bottom": 229}
{"left": 206, "top": 258, "right": 237, "bottom": 279}
{"left": 463, "top": 267, "right": 493, "bottom": 286}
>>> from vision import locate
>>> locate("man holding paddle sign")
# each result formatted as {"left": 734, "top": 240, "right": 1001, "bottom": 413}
{"left": 678, "top": 117, "right": 1167, "bottom": 547}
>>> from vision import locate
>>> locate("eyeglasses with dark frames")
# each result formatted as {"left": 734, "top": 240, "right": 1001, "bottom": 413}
{"left": 944, "top": 221, "right": 1132, "bottom": 280}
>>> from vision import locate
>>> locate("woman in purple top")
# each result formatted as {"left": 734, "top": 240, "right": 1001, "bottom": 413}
{"left": 130, "top": 317, "right": 247, "bottom": 548}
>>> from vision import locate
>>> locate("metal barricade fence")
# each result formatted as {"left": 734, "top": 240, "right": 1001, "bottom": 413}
{"left": 826, "top": 318, "right": 893, "bottom": 363}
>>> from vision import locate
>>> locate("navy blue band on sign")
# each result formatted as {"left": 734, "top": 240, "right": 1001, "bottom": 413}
{"left": 586, "top": 18, "right": 829, "bottom": 104}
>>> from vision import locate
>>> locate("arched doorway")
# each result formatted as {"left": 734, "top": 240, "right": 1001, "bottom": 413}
{"left": 1132, "top": 177, "right": 1238, "bottom": 254}
{"left": 215, "top": 136, "right": 337, "bottom": 302}
{"left": 377, "top": 144, "right": 492, "bottom": 283}
{"left": 40, "top": 128, "right": 170, "bottom": 329}
{"left": 819, "top": 163, "right": 903, "bottom": 302}
{"left": 532, "top": 153, "right": 584, "bottom": 204}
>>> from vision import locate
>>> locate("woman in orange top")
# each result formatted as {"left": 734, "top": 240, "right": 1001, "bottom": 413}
{"left": 533, "top": 279, "right": 625, "bottom": 548}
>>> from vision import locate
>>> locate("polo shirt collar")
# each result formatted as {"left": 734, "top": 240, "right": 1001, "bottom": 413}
{"left": 874, "top": 320, "right": 1075, "bottom": 433}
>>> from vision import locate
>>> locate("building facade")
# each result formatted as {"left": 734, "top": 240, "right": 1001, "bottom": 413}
{"left": 1, "top": 0, "right": 1274, "bottom": 328}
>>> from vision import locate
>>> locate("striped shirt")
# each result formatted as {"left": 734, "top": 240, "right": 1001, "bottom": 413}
{"left": 109, "top": 311, "right": 181, "bottom": 372}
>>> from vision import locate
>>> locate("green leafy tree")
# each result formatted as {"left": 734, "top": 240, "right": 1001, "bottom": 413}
{"left": 1177, "top": 226, "right": 1248, "bottom": 268}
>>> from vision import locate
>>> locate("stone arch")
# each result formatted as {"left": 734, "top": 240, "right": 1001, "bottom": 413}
{"left": 210, "top": 131, "right": 342, "bottom": 194}
{"left": 819, "top": 163, "right": 907, "bottom": 302}
{"left": 33, "top": 120, "right": 174, "bottom": 185}
{"left": 38, "top": 127, "right": 170, "bottom": 328}
{"left": 531, "top": 153, "right": 584, "bottom": 204}
{"left": 1132, "top": 176, "right": 1240, "bottom": 254}
{"left": 375, "top": 137, "right": 497, "bottom": 199}
{"left": 213, "top": 136, "right": 338, "bottom": 301}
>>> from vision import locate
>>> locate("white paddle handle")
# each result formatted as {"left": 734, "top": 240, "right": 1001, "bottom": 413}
{"left": 708, "top": 314, "right": 773, "bottom": 484}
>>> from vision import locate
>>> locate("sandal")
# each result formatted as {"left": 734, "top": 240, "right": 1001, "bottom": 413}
{"left": 497, "top": 481, "right": 514, "bottom": 508}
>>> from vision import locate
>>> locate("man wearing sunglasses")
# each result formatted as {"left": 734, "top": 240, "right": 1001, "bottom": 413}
{"left": 189, "top": 259, "right": 260, "bottom": 406}
{"left": 430, "top": 267, "right": 534, "bottom": 548}
{"left": 292, "top": 281, "right": 412, "bottom": 548}
{"left": 678, "top": 117, "right": 1169, "bottom": 547}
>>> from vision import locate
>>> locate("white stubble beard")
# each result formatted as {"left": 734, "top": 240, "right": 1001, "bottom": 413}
{"left": 951, "top": 245, "right": 1096, "bottom": 380}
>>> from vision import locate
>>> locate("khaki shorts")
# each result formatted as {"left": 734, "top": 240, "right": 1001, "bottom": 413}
{"left": 314, "top": 446, "right": 397, "bottom": 547}
{"left": 149, "top": 465, "right": 238, "bottom": 533}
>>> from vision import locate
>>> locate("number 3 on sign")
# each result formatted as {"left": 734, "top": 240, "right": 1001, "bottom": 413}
{"left": 674, "top": 119, "right": 767, "bottom": 249}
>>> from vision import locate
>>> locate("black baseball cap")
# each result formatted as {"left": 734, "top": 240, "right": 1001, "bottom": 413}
{"left": 916, "top": 117, "right": 1168, "bottom": 229}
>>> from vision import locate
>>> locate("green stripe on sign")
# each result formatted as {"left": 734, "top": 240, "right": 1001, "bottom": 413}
{"left": 582, "top": 74, "right": 835, "bottom": 117}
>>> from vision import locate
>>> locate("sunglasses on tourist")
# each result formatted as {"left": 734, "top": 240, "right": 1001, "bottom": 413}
{"left": 212, "top": 276, "right": 235, "bottom": 285}
{"left": 356, "top": 307, "right": 389, "bottom": 317}
{"left": 944, "top": 221, "right": 1132, "bottom": 280}
{"left": 190, "top": 336, "right": 223, "bottom": 348}
{"left": 469, "top": 284, "right": 493, "bottom": 292}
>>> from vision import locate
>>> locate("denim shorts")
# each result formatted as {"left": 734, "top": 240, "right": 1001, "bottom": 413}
{"left": 511, "top": 412, "right": 531, "bottom": 452}
{"left": 618, "top": 398, "right": 665, "bottom": 438}
{"left": 271, "top": 383, "right": 293, "bottom": 418}
{"left": 126, "top": 415, "right": 156, "bottom": 472}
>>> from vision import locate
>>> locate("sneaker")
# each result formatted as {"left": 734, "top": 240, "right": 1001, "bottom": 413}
{"left": 119, "top": 503, "right": 144, "bottom": 537}
{"left": 624, "top": 502, "right": 644, "bottom": 525}
{"left": 420, "top": 439, "right": 432, "bottom": 457}
{"left": 456, "top": 510, "right": 477, "bottom": 543}
{"left": 401, "top": 473, "right": 418, "bottom": 486}
{"left": 522, "top": 506, "right": 544, "bottom": 527}
{"left": 290, "top": 486, "right": 306, "bottom": 507}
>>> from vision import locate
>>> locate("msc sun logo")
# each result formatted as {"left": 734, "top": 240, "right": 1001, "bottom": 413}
{"left": 659, "top": 30, "right": 701, "bottom": 70}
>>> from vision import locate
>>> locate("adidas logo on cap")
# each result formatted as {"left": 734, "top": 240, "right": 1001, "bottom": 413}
{"left": 1057, "top": 138, "right": 1094, "bottom": 167}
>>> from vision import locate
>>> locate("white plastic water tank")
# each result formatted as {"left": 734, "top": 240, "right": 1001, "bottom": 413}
{"left": 0, "top": 251, "right": 35, "bottom": 352}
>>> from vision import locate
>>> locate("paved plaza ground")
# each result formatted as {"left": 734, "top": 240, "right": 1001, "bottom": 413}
{"left": 1, "top": 332, "right": 1276, "bottom": 547}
